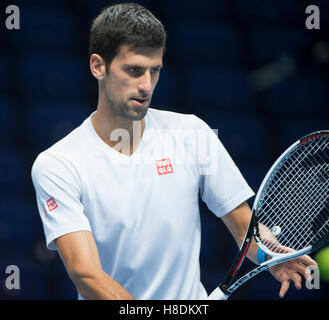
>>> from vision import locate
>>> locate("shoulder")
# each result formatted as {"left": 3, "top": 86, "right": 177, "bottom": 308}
{"left": 31, "top": 148, "right": 81, "bottom": 189}
{"left": 147, "top": 108, "right": 208, "bottom": 130}
{"left": 31, "top": 117, "right": 91, "bottom": 183}
{"left": 49, "top": 116, "right": 91, "bottom": 156}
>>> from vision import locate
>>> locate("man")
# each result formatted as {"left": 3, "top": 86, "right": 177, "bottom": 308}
{"left": 31, "top": 2, "right": 316, "bottom": 300}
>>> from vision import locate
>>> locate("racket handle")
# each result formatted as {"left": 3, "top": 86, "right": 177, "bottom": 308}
{"left": 208, "top": 287, "right": 228, "bottom": 300}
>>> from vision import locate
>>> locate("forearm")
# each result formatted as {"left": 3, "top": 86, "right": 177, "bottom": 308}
{"left": 246, "top": 238, "right": 260, "bottom": 265}
{"left": 70, "top": 264, "right": 135, "bottom": 300}
{"left": 230, "top": 229, "right": 258, "bottom": 265}
{"left": 221, "top": 202, "right": 262, "bottom": 266}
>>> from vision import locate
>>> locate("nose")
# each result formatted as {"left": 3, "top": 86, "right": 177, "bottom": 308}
{"left": 138, "top": 71, "right": 152, "bottom": 94}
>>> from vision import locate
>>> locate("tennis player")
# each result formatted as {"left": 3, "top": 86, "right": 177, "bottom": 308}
{"left": 31, "top": 2, "right": 317, "bottom": 300}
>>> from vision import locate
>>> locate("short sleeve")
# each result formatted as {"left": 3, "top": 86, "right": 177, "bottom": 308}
{"left": 195, "top": 116, "right": 255, "bottom": 217}
{"left": 31, "top": 151, "right": 92, "bottom": 250}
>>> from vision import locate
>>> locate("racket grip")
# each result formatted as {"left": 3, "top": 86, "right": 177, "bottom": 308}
{"left": 208, "top": 287, "right": 228, "bottom": 300}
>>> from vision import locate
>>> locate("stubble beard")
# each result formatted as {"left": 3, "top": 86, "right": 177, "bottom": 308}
{"left": 109, "top": 96, "right": 150, "bottom": 122}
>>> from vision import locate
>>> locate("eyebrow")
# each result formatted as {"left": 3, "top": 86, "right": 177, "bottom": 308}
{"left": 123, "top": 64, "right": 163, "bottom": 69}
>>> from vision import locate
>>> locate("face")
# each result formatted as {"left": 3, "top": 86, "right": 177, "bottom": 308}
{"left": 101, "top": 44, "right": 163, "bottom": 121}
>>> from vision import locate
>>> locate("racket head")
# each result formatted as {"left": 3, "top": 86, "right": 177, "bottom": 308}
{"left": 252, "top": 130, "right": 329, "bottom": 257}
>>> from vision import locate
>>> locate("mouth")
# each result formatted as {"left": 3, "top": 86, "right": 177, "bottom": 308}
{"left": 130, "top": 97, "right": 149, "bottom": 107}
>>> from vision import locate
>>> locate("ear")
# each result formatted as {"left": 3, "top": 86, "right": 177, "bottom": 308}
{"left": 90, "top": 54, "right": 107, "bottom": 80}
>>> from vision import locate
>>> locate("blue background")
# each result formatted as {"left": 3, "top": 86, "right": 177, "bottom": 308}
{"left": 0, "top": 0, "right": 328, "bottom": 299}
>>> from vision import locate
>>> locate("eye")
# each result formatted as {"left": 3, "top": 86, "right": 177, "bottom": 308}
{"left": 127, "top": 67, "right": 144, "bottom": 76}
{"left": 151, "top": 68, "right": 161, "bottom": 74}
{"left": 127, "top": 67, "right": 136, "bottom": 74}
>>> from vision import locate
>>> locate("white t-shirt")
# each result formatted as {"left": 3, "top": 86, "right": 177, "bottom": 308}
{"left": 31, "top": 108, "right": 254, "bottom": 300}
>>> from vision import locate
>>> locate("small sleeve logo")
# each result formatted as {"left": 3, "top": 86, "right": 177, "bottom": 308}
{"left": 156, "top": 158, "right": 173, "bottom": 176}
{"left": 46, "top": 197, "right": 58, "bottom": 211}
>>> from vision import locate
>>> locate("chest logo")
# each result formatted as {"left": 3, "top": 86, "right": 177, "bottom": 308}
{"left": 156, "top": 158, "right": 173, "bottom": 176}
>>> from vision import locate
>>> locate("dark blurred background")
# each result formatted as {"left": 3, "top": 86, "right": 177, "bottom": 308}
{"left": 0, "top": 0, "right": 328, "bottom": 300}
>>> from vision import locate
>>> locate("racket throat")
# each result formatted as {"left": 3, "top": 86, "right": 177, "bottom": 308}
{"left": 220, "top": 214, "right": 257, "bottom": 294}
{"left": 232, "top": 241, "right": 250, "bottom": 276}
{"left": 220, "top": 239, "right": 252, "bottom": 294}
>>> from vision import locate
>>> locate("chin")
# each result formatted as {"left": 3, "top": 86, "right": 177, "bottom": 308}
{"left": 131, "top": 103, "right": 150, "bottom": 120}
{"left": 133, "top": 108, "right": 148, "bottom": 121}
{"left": 124, "top": 107, "right": 148, "bottom": 121}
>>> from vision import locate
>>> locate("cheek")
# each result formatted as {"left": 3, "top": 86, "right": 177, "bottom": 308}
{"left": 106, "top": 75, "right": 131, "bottom": 100}
{"left": 152, "top": 75, "right": 160, "bottom": 90}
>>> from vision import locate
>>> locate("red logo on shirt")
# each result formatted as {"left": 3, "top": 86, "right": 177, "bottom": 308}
{"left": 46, "top": 197, "right": 58, "bottom": 211}
{"left": 156, "top": 158, "right": 173, "bottom": 176}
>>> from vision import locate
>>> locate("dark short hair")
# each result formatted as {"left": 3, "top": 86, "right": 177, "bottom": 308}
{"left": 89, "top": 2, "right": 166, "bottom": 69}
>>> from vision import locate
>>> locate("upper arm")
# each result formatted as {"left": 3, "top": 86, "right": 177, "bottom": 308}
{"left": 31, "top": 152, "right": 91, "bottom": 250}
{"left": 196, "top": 118, "right": 255, "bottom": 218}
{"left": 54, "top": 230, "right": 102, "bottom": 281}
{"left": 220, "top": 202, "right": 252, "bottom": 246}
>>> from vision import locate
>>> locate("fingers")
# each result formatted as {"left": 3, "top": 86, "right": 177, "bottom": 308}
{"left": 294, "top": 262, "right": 313, "bottom": 282}
{"left": 295, "top": 255, "right": 318, "bottom": 282}
{"left": 279, "top": 280, "right": 290, "bottom": 298}
{"left": 276, "top": 254, "right": 318, "bottom": 298}
{"left": 291, "top": 272, "right": 302, "bottom": 290}
{"left": 279, "top": 273, "right": 302, "bottom": 298}
{"left": 298, "top": 255, "right": 318, "bottom": 268}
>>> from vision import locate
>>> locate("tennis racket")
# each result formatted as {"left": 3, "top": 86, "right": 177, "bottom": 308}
{"left": 208, "top": 130, "right": 329, "bottom": 300}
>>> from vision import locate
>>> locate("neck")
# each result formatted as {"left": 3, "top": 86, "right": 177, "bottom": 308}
{"left": 92, "top": 99, "right": 145, "bottom": 156}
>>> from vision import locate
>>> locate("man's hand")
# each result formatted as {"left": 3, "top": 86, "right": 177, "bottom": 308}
{"left": 259, "top": 228, "right": 319, "bottom": 298}
{"left": 269, "top": 254, "right": 318, "bottom": 298}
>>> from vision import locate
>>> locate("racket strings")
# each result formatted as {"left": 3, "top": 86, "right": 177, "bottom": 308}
{"left": 282, "top": 163, "right": 328, "bottom": 247}
{"left": 257, "top": 135, "right": 329, "bottom": 254}
{"left": 261, "top": 149, "right": 327, "bottom": 231}
{"left": 267, "top": 174, "right": 328, "bottom": 248}
{"left": 260, "top": 181, "right": 328, "bottom": 253}
{"left": 261, "top": 141, "right": 328, "bottom": 210}
{"left": 264, "top": 162, "right": 329, "bottom": 250}
{"left": 309, "top": 200, "right": 329, "bottom": 241}
{"left": 260, "top": 173, "right": 327, "bottom": 253}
